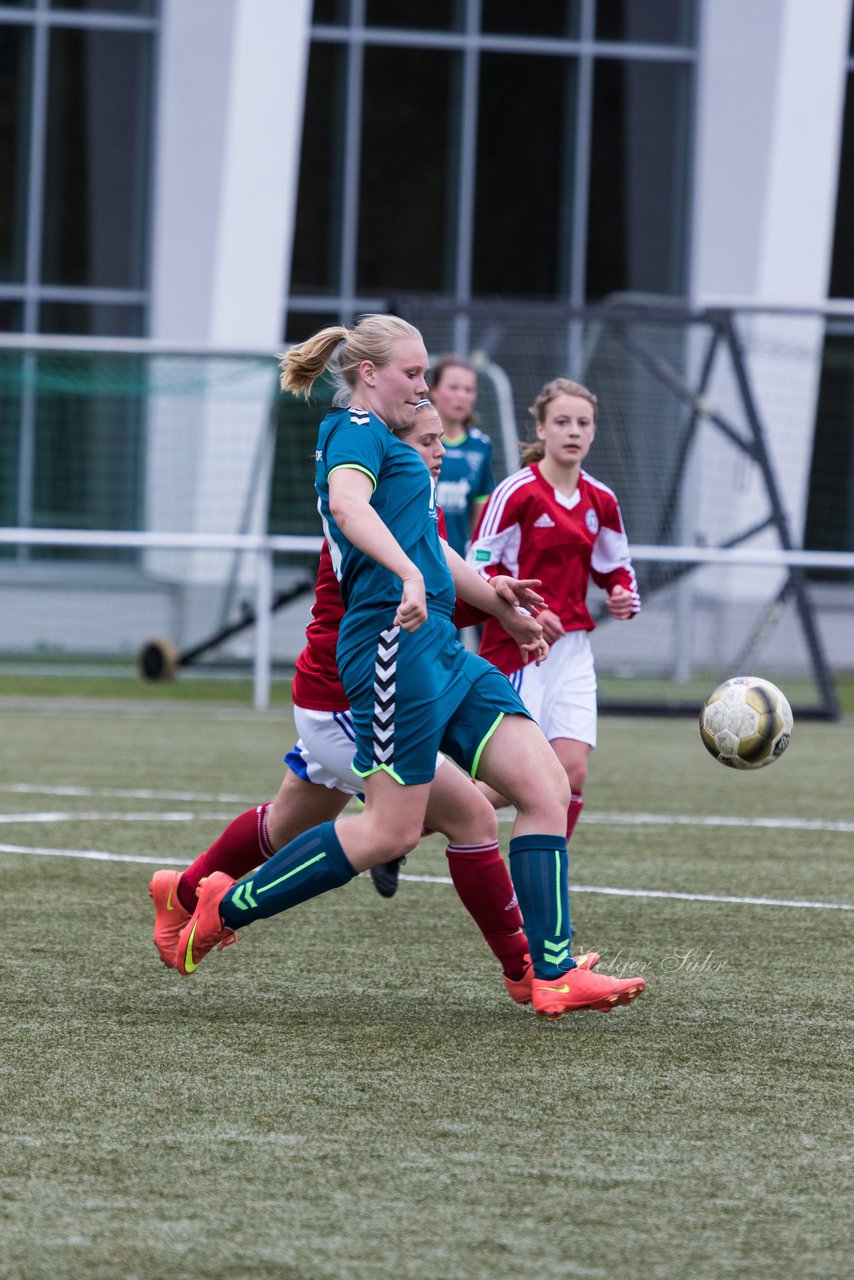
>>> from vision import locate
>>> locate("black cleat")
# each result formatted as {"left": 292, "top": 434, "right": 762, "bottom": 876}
{"left": 370, "top": 856, "right": 406, "bottom": 899}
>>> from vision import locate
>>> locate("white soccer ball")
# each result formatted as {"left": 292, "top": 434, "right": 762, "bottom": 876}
{"left": 699, "top": 676, "right": 793, "bottom": 770}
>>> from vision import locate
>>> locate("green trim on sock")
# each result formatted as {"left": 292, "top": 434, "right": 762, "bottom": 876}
{"left": 258, "top": 851, "right": 326, "bottom": 894}
{"left": 231, "top": 880, "right": 257, "bottom": 910}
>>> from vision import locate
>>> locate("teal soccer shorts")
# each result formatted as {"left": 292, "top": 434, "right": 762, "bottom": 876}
{"left": 340, "top": 612, "right": 531, "bottom": 786}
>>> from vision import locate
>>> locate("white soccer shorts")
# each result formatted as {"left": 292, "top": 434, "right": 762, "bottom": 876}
{"left": 507, "top": 629, "right": 598, "bottom": 748}
{"left": 287, "top": 705, "right": 444, "bottom": 795}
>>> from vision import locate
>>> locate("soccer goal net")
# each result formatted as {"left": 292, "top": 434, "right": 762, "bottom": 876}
{"left": 392, "top": 296, "right": 854, "bottom": 717}
{"left": 0, "top": 306, "right": 851, "bottom": 715}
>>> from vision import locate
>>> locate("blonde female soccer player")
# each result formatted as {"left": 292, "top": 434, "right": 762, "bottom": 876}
{"left": 173, "top": 320, "right": 644, "bottom": 1019}
{"left": 150, "top": 402, "right": 601, "bottom": 1003}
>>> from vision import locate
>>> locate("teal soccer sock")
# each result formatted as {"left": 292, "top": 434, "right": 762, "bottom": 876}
{"left": 219, "top": 821, "right": 357, "bottom": 928}
{"left": 508, "top": 834, "right": 575, "bottom": 980}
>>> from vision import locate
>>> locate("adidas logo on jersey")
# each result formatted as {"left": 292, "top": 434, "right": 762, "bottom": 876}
{"left": 533, "top": 512, "right": 555, "bottom": 528}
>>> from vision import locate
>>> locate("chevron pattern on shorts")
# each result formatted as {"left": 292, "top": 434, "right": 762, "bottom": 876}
{"left": 372, "top": 625, "right": 399, "bottom": 766}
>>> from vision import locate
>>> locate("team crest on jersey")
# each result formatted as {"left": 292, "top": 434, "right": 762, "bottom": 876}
{"left": 585, "top": 508, "right": 599, "bottom": 534}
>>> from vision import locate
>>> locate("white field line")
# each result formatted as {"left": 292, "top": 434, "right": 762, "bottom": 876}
{"left": 2, "top": 786, "right": 854, "bottom": 835}
{"left": 0, "top": 783, "right": 250, "bottom": 803}
{"left": 0, "top": 833, "right": 851, "bottom": 912}
{"left": 574, "top": 811, "right": 854, "bottom": 834}
{"left": 400, "top": 873, "right": 853, "bottom": 912}
{"left": 0, "top": 811, "right": 239, "bottom": 824}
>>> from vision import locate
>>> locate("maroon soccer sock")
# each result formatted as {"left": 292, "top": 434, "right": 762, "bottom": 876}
{"left": 445, "top": 842, "right": 529, "bottom": 979}
{"left": 566, "top": 795, "right": 584, "bottom": 844}
{"left": 177, "top": 803, "right": 275, "bottom": 913}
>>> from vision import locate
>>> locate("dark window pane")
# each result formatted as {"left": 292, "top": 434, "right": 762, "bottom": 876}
{"left": 357, "top": 47, "right": 457, "bottom": 293}
{"left": 829, "top": 75, "right": 854, "bottom": 297}
{"left": 284, "top": 309, "right": 342, "bottom": 344}
{"left": 596, "top": 0, "right": 696, "bottom": 45}
{"left": 481, "top": 1, "right": 579, "bottom": 38}
{"left": 49, "top": 1, "right": 157, "bottom": 13}
{"left": 0, "top": 2, "right": 35, "bottom": 8}
{"left": 587, "top": 59, "right": 690, "bottom": 300}
{"left": 38, "top": 302, "right": 145, "bottom": 337}
{"left": 0, "top": 300, "right": 23, "bottom": 331}
{"left": 290, "top": 42, "right": 346, "bottom": 294}
{"left": 312, "top": 0, "right": 349, "bottom": 22}
{"left": 805, "top": 335, "right": 854, "bottom": 572}
{"left": 0, "top": 25, "right": 32, "bottom": 283}
{"left": 473, "top": 53, "right": 576, "bottom": 297}
{"left": 365, "top": 1, "right": 461, "bottom": 31}
{"left": 41, "top": 28, "right": 153, "bottom": 288}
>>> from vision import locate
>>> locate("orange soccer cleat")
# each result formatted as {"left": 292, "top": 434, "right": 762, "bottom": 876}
{"left": 149, "top": 869, "right": 191, "bottom": 968}
{"left": 175, "top": 872, "right": 238, "bottom": 976}
{"left": 504, "top": 950, "right": 601, "bottom": 1005}
{"left": 532, "top": 966, "right": 646, "bottom": 1019}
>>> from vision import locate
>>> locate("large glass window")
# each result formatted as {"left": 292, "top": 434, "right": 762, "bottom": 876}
{"left": 481, "top": 1, "right": 579, "bottom": 38}
{"left": 38, "top": 302, "right": 145, "bottom": 337}
{"left": 41, "top": 27, "right": 152, "bottom": 290}
{"left": 0, "top": 5, "right": 155, "bottom": 332}
{"left": 595, "top": 0, "right": 695, "bottom": 45}
{"left": 0, "top": 2, "right": 157, "bottom": 560}
{"left": 366, "top": 0, "right": 462, "bottom": 31}
{"left": 312, "top": 0, "right": 348, "bottom": 24}
{"left": 358, "top": 46, "right": 458, "bottom": 293}
{"left": 473, "top": 52, "right": 577, "bottom": 297}
{"left": 0, "top": 301, "right": 23, "bottom": 332}
{"left": 289, "top": 1, "right": 696, "bottom": 325}
{"left": 290, "top": 42, "right": 346, "bottom": 295}
{"left": 0, "top": 24, "right": 32, "bottom": 284}
{"left": 829, "top": 77, "right": 854, "bottom": 298}
{"left": 587, "top": 58, "right": 691, "bottom": 299}
{"left": 49, "top": 1, "right": 156, "bottom": 13}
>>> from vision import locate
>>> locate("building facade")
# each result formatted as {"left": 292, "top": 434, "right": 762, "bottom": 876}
{"left": 1, "top": 0, "right": 853, "bottom": 675}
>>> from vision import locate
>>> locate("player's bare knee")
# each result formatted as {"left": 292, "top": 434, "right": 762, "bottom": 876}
{"left": 555, "top": 774, "right": 572, "bottom": 810}
{"left": 363, "top": 814, "right": 422, "bottom": 860}
{"left": 382, "top": 832, "right": 420, "bottom": 860}
{"left": 428, "top": 787, "right": 498, "bottom": 846}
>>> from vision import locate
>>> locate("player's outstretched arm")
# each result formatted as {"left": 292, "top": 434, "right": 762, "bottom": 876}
{"left": 486, "top": 574, "right": 545, "bottom": 612}
{"left": 441, "top": 540, "right": 547, "bottom": 663}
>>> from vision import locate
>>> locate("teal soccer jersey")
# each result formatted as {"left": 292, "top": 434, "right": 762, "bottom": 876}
{"left": 435, "top": 427, "right": 494, "bottom": 555}
{"left": 314, "top": 406, "right": 529, "bottom": 784}
{"left": 315, "top": 406, "right": 454, "bottom": 631}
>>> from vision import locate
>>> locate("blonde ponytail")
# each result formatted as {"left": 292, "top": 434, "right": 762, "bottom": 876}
{"left": 279, "top": 326, "right": 349, "bottom": 399}
{"left": 278, "top": 314, "right": 423, "bottom": 406}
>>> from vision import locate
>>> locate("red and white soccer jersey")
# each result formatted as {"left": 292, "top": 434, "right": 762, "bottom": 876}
{"left": 291, "top": 541, "right": 348, "bottom": 712}
{"left": 468, "top": 462, "right": 639, "bottom": 675}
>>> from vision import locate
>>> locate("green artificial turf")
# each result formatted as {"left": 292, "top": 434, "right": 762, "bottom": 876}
{"left": 1, "top": 705, "right": 851, "bottom": 1279}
